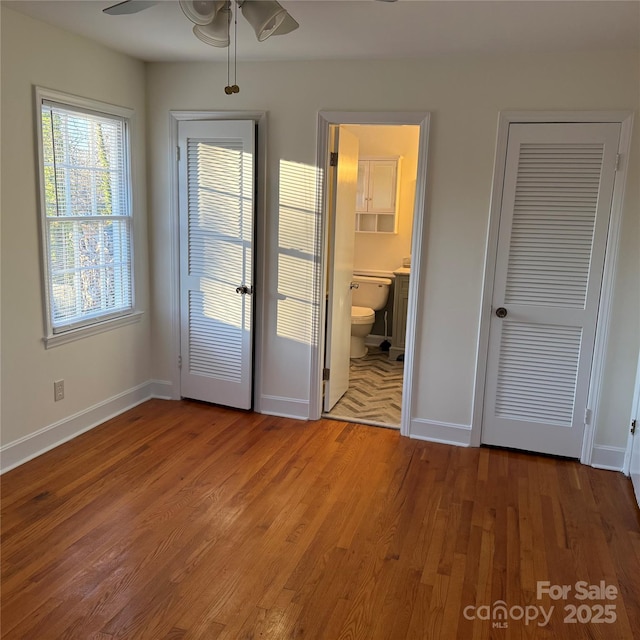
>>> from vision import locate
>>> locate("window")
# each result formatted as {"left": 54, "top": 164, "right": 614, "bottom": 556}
{"left": 36, "top": 90, "right": 136, "bottom": 344}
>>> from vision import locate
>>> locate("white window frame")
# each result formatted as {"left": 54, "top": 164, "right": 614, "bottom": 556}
{"left": 35, "top": 87, "right": 141, "bottom": 348}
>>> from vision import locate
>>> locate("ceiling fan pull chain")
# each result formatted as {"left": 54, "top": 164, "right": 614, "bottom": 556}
{"left": 224, "top": 2, "right": 232, "bottom": 94}
{"left": 224, "top": 1, "right": 239, "bottom": 94}
{"left": 232, "top": 0, "right": 239, "bottom": 93}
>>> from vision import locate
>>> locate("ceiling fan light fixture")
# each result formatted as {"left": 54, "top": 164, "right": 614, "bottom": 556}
{"left": 192, "top": 5, "right": 230, "bottom": 47}
{"left": 180, "top": 0, "right": 226, "bottom": 26}
{"left": 240, "top": 0, "right": 288, "bottom": 42}
{"left": 270, "top": 12, "right": 299, "bottom": 37}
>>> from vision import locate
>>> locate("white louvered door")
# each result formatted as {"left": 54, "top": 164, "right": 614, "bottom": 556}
{"left": 482, "top": 123, "right": 620, "bottom": 457}
{"left": 178, "top": 120, "right": 255, "bottom": 409}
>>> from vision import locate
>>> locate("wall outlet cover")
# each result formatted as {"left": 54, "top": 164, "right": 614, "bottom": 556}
{"left": 54, "top": 380, "right": 64, "bottom": 402}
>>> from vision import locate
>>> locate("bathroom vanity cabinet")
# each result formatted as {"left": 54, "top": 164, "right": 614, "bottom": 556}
{"left": 355, "top": 157, "right": 400, "bottom": 234}
{"left": 390, "top": 268, "right": 410, "bottom": 361}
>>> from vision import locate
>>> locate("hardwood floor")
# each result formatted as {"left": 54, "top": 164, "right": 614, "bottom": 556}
{"left": 2, "top": 399, "right": 639, "bottom": 639}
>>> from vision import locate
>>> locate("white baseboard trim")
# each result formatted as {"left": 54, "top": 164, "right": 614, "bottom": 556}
{"left": 0, "top": 381, "right": 154, "bottom": 474}
{"left": 409, "top": 418, "right": 473, "bottom": 447}
{"left": 260, "top": 395, "right": 309, "bottom": 420}
{"left": 590, "top": 444, "right": 626, "bottom": 471}
{"left": 150, "top": 379, "right": 173, "bottom": 400}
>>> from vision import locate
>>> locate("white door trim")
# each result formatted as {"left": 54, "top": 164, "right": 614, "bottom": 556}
{"left": 168, "top": 111, "right": 267, "bottom": 406}
{"left": 312, "top": 111, "right": 431, "bottom": 437}
{"left": 472, "top": 110, "right": 634, "bottom": 464}
{"left": 623, "top": 349, "right": 640, "bottom": 476}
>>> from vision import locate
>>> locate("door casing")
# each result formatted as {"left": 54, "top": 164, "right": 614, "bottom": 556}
{"left": 473, "top": 111, "right": 634, "bottom": 464}
{"left": 623, "top": 349, "right": 640, "bottom": 510}
{"left": 312, "top": 112, "right": 431, "bottom": 437}
{"left": 168, "top": 111, "right": 267, "bottom": 407}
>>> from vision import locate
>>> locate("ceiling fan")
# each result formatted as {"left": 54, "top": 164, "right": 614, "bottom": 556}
{"left": 104, "top": 1, "right": 300, "bottom": 47}
{"left": 103, "top": 0, "right": 396, "bottom": 93}
{"left": 103, "top": 0, "right": 398, "bottom": 45}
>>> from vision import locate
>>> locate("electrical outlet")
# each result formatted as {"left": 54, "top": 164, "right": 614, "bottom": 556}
{"left": 54, "top": 380, "right": 64, "bottom": 402}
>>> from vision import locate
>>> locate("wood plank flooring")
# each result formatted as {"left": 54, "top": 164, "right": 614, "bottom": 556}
{"left": 2, "top": 399, "right": 640, "bottom": 639}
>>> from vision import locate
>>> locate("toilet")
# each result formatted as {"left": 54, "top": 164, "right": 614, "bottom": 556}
{"left": 350, "top": 275, "right": 392, "bottom": 358}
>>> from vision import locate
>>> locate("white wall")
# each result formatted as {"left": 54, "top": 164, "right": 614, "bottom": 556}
{"left": 344, "top": 124, "right": 419, "bottom": 274}
{"left": 147, "top": 51, "right": 639, "bottom": 453}
{"left": 0, "top": 7, "right": 151, "bottom": 467}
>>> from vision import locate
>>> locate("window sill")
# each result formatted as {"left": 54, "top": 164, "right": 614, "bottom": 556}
{"left": 44, "top": 311, "right": 144, "bottom": 349}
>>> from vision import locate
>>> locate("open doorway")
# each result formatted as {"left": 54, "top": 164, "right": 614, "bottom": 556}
{"left": 318, "top": 116, "right": 428, "bottom": 432}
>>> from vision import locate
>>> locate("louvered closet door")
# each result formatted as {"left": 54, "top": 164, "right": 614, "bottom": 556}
{"left": 482, "top": 123, "right": 620, "bottom": 457}
{"left": 178, "top": 120, "right": 255, "bottom": 409}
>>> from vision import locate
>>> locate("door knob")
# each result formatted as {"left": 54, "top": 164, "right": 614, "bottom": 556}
{"left": 350, "top": 282, "right": 360, "bottom": 290}
{"left": 235, "top": 285, "right": 253, "bottom": 295}
{"left": 495, "top": 307, "right": 508, "bottom": 318}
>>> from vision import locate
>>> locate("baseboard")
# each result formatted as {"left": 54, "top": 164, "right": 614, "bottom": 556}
{"left": 0, "top": 381, "right": 154, "bottom": 474}
{"left": 260, "top": 395, "right": 309, "bottom": 420}
{"left": 409, "top": 418, "right": 473, "bottom": 447}
{"left": 590, "top": 444, "right": 626, "bottom": 471}
{"left": 150, "top": 379, "right": 174, "bottom": 400}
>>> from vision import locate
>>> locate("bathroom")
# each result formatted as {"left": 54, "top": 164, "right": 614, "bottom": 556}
{"left": 324, "top": 123, "right": 421, "bottom": 428}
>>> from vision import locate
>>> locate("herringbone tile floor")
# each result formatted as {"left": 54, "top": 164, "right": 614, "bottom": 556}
{"left": 326, "top": 347, "right": 404, "bottom": 427}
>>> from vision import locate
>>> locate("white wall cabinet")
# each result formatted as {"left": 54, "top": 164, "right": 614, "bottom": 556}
{"left": 355, "top": 157, "right": 400, "bottom": 233}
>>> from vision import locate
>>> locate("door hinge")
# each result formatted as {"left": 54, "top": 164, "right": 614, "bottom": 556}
{"left": 177, "top": 145, "right": 181, "bottom": 162}
{"left": 322, "top": 368, "right": 330, "bottom": 381}
{"left": 330, "top": 152, "right": 338, "bottom": 167}
{"left": 615, "top": 153, "right": 621, "bottom": 171}
{"left": 584, "top": 408, "right": 592, "bottom": 425}
{"left": 632, "top": 419, "right": 637, "bottom": 435}
{"left": 178, "top": 355, "right": 182, "bottom": 369}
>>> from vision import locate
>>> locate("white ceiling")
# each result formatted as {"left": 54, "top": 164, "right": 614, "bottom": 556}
{"left": 5, "top": 0, "right": 640, "bottom": 63}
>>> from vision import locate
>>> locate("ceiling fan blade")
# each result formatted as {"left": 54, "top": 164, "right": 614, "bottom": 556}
{"left": 103, "top": 0, "right": 159, "bottom": 16}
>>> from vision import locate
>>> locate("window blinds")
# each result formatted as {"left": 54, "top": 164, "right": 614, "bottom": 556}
{"left": 41, "top": 101, "right": 133, "bottom": 332}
